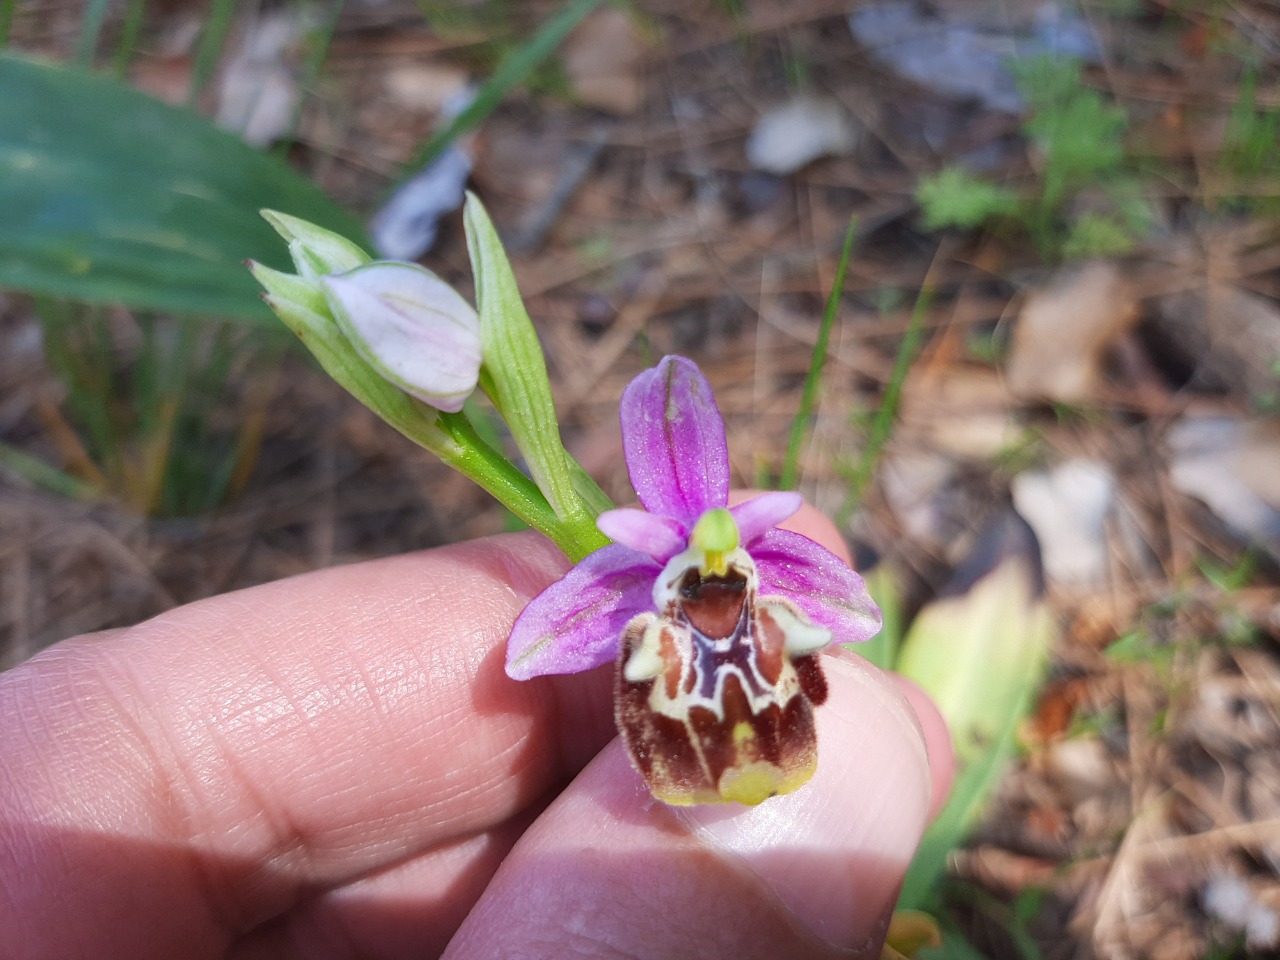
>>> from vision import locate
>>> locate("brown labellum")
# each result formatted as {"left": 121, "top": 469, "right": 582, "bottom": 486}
{"left": 614, "top": 551, "right": 831, "bottom": 806}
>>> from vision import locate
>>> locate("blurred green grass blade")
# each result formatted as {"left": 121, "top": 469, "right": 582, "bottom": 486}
{"left": 76, "top": 0, "right": 112, "bottom": 65}
{"left": 0, "top": 440, "right": 103, "bottom": 501}
{"left": 401, "top": 0, "right": 602, "bottom": 181}
{"left": 0, "top": 54, "right": 366, "bottom": 322}
{"left": 895, "top": 512, "right": 1056, "bottom": 908}
{"left": 274, "top": 0, "right": 345, "bottom": 156}
{"left": 849, "top": 282, "right": 932, "bottom": 505}
{"left": 0, "top": 0, "right": 14, "bottom": 47}
{"left": 780, "top": 215, "right": 856, "bottom": 490}
{"left": 112, "top": 0, "right": 150, "bottom": 78}
{"left": 188, "top": 0, "right": 237, "bottom": 104}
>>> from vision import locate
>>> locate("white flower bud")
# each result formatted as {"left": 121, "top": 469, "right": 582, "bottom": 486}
{"left": 321, "top": 261, "right": 481, "bottom": 413}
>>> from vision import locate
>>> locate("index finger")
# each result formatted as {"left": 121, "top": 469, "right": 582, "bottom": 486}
{"left": 1, "top": 532, "right": 602, "bottom": 952}
{"left": 0, "top": 504, "right": 857, "bottom": 955}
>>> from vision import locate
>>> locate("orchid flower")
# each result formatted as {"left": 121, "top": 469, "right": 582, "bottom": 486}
{"left": 507, "top": 356, "right": 882, "bottom": 806}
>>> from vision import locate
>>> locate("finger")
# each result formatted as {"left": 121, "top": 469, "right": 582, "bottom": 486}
{"left": 0, "top": 502, "right": 860, "bottom": 960}
{"left": 228, "top": 815, "right": 533, "bottom": 960}
{"left": 889, "top": 674, "right": 955, "bottom": 821}
{"left": 0, "top": 533, "right": 607, "bottom": 960}
{"left": 444, "top": 648, "right": 937, "bottom": 959}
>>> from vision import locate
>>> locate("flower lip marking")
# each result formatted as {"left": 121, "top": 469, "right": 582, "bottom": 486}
{"left": 678, "top": 566, "right": 746, "bottom": 639}
{"left": 505, "top": 355, "right": 883, "bottom": 804}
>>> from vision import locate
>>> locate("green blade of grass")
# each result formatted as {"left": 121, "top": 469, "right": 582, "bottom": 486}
{"left": 0, "top": 440, "right": 103, "bottom": 501}
{"left": 780, "top": 215, "right": 856, "bottom": 490}
{"left": 75, "top": 0, "right": 112, "bottom": 66}
{"left": 274, "top": 0, "right": 346, "bottom": 158}
{"left": 112, "top": 0, "right": 150, "bottom": 78}
{"left": 0, "top": 0, "right": 14, "bottom": 47}
{"left": 847, "top": 260, "right": 937, "bottom": 506}
{"left": 188, "top": 0, "right": 238, "bottom": 105}
{"left": 396, "top": 0, "right": 603, "bottom": 186}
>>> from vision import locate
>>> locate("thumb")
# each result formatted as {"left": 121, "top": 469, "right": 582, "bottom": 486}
{"left": 443, "top": 647, "right": 942, "bottom": 959}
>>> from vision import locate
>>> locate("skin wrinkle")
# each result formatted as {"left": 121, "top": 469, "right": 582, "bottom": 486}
{"left": 125, "top": 623, "right": 338, "bottom": 934}
{"left": 49, "top": 544, "right": 556, "bottom": 940}
{"left": 0, "top": 635, "right": 238, "bottom": 956}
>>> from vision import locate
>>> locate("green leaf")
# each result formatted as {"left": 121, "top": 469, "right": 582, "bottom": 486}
{"left": 1060, "top": 212, "right": 1135, "bottom": 260}
{"left": 916, "top": 168, "right": 1019, "bottom": 232}
{"left": 464, "top": 192, "right": 609, "bottom": 559}
{"left": 857, "top": 563, "right": 904, "bottom": 670}
{"left": 895, "top": 512, "right": 1056, "bottom": 908}
{"left": 0, "top": 54, "right": 366, "bottom": 321}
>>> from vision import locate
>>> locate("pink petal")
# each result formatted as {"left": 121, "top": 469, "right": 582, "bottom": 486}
{"left": 597, "top": 509, "right": 686, "bottom": 562}
{"left": 620, "top": 356, "right": 730, "bottom": 523}
{"left": 752, "top": 529, "right": 882, "bottom": 645}
{"left": 321, "top": 262, "right": 481, "bottom": 413}
{"left": 505, "top": 545, "right": 659, "bottom": 680}
{"left": 731, "top": 491, "right": 803, "bottom": 545}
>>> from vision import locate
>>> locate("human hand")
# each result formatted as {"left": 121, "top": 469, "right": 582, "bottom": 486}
{"left": 0, "top": 504, "right": 953, "bottom": 959}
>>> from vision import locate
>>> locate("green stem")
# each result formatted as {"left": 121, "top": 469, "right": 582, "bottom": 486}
{"left": 435, "top": 411, "right": 605, "bottom": 560}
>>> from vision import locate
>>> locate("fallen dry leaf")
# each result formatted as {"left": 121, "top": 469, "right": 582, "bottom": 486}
{"left": 1007, "top": 262, "right": 1140, "bottom": 403}
{"left": 562, "top": 7, "right": 652, "bottom": 116}
{"left": 216, "top": 9, "right": 314, "bottom": 147}
{"left": 1150, "top": 283, "right": 1280, "bottom": 406}
{"left": 900, "top": 363, "right": 1019, "bottom": 459}
{"left": 382, "top": 61, "right": 472, "bottom": 114}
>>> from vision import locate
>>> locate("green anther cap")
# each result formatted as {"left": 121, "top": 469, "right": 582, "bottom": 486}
{"left": 690, "top": 507, "right": 739, "bottom": 576}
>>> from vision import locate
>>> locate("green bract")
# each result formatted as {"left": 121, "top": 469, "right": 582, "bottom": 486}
{"left": 250, "top": 197, "right": 612, "bottom": 561}
{"left": 464, "top": 194, "right": 609, "bottom": 550}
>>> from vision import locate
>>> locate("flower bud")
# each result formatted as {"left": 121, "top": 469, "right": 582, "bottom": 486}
{"left": 320, "top": 261, "right": 481, "bottom": 413}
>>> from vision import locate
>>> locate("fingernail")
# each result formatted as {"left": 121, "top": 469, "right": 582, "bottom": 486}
{"left": 677, "top": 652, "right": 932, "bottom": 949}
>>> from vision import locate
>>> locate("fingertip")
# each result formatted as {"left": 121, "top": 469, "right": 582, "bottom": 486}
{"left": 446, "top": 649, "right": 935, "bottom": 959}
{"left": 682, "top": 650, "right": 933, "bottom": 948}
{"left": 887, "top": 674, "right": 956, "bottom": 823}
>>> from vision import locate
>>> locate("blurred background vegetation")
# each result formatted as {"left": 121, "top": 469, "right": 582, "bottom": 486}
{"left": 3, "top": 1, "right": 1280, "bottom": 957}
